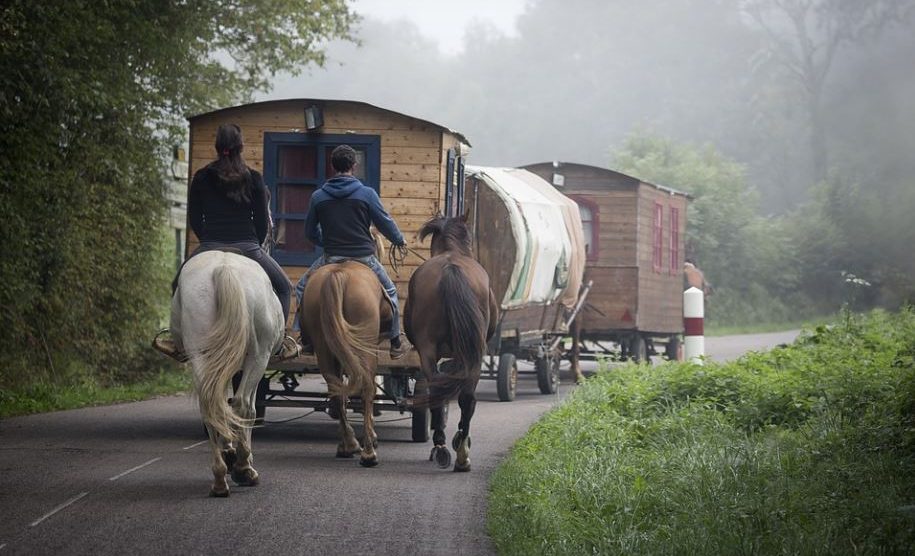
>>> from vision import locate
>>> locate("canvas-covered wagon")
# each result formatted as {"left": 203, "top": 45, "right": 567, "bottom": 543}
{"left": 185, "top": 98, "right": 470, "bottom": 440}
{"left": 462, "top": 166, "right": 590, "bottom": 401}
{"left": 521, "top": 162, "right": 689, "bottom": 366}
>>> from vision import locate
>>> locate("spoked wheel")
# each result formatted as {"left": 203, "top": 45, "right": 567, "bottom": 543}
{"left": 535, "top": 353, "right": 560, "bottom": 394}
{"left": 496, "top": 353, "right": 518, "bottom": 402}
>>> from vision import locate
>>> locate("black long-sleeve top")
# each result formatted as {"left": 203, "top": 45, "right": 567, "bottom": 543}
{"left": 188, "top": 164, "right": 269, "bottom": 244}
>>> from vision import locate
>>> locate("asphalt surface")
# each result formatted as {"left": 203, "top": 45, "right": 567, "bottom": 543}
{"left": 0, "top": 331, "right": 798, "bottom": 556}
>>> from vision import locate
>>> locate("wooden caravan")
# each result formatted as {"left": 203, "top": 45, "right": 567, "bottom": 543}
{"left": 187, "top": 99, "right": 470, "bottom": 323}
{"left": 185, "top": 99, "right": 470, "bottom": 436}
{"left": 521, "top": 162, "right": 689, "bottom": 361}
{"left": 463, "top": 166, "right": 588, "bottom": 399}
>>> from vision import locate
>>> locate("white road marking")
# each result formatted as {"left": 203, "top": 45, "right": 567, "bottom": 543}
{"left": 29, "top": 492, "right": 89, "bottom": 527}
{"left": 182, "top": 440, "right": 207, "bottom": 450}
{"left": 108, "top": 457, "right": 162, "bottom": 481}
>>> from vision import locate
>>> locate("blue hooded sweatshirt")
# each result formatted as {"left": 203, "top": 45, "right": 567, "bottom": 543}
{"left": 303, "top": 175, "right": 405, "bottom": 258}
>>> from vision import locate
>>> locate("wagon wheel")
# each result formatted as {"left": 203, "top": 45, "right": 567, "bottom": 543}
{"left": 665, "top": 335, "right": 682, "bottom": 361}
{"left": 496, "top": 353, "right": 517, "bottom": 402}
{"left": 629, "top": 335, "right": 649, "bottom": 364}
{"left": 535, "top": 353, "right": 560, "bottom": 395}
{"left": 411, "top": 406, "right": 431, "bottom": 442}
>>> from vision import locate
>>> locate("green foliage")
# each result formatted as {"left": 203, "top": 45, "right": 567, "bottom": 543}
{"left": 0, "top": 366, "right": 191, "bottom": 418}
{"left": 488, "top": 308, "right": 915, "bottom": 555}
{"left": 0, "top": 1, "right": 355, "bottom": 388}
{"left": 784, "top": 177, "right": 915, "bottom": 312}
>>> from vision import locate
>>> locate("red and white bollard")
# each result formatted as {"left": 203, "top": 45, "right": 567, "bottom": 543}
{"left": 683, "top": 287, "right": 705, "bottom": 364}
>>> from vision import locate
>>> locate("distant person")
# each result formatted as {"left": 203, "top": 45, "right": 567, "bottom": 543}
{"left": 154, "top": 123, "right": 299, "bottom": 362}
{"left": 684, "top": 258, "right": 712, "bottom": 297}
{"left": 294, "top": 144, "right": 408, "bottom": 359}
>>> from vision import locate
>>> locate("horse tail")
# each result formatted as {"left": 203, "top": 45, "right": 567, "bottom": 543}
{"left": 434, "top": 263, "right": 486, "bottom": 398}
{"left": 319, "top": 269, "right": 375, "bottom": 398}
{"left": 196, "top": 263, "right": 250, "bottom": 442}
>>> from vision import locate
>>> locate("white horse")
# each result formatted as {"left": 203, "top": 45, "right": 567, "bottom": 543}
{"left": 170, "top": 250, "right": 284, "bottom": 497}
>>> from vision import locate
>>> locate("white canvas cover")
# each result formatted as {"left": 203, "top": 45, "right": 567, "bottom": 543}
{"left": 466, "top": 166, "right": 585, "bottom": 309}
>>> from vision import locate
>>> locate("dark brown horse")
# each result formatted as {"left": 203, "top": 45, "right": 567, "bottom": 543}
{"left": 404, "top": 214, "right": 498, "bottom": 472}
{"left": 300, "top": 260, "right": 393, "bottom": 467}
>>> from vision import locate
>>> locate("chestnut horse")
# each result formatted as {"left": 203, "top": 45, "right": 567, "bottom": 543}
{"left": 170, "top": 251, "right": 285, "bottom": 497}
{"left": 300, "top": 260, "right": 392, "bottom": 467}
{"left": 404, "top": 214, "right": 498, "bottom": 472}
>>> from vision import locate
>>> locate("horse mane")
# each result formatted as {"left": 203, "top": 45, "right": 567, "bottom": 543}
{"left": 419, "top": 214, "right": 472, "bottom": 256}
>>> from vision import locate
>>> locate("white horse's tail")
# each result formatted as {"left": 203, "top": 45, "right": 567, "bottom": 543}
{"left": 196, "top": 264, "right": 250, "bottom": 442}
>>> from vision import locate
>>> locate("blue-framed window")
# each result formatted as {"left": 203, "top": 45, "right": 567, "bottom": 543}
{"left": 263, "top": 133, "right": 381, "bottom": 266}
{"left": 444, "top": 148, "right": 466, "bottom": 217}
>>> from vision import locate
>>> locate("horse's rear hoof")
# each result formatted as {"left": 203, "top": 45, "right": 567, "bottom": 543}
{"left": 359, "top": 456, "right": 379, "bottom": 468}
{"left": 210, "top": 487, "right": 230, "bottom": 497}
{"left": 231, "top": 468, "right": 259, "bottom": 486}
{"left": 336, "top": 447, "right": 357, "bottom": 458}
{"left": 430, "top": 445, "right": 452, "bottom": 469}
{"left": 221, "top": 449, "right": 238, "bottom": 469}
{"left": 453, "top": 461, "right": 471, "bottom": 472}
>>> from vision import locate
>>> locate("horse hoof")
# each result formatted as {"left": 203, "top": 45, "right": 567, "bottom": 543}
{"left": 221, "top": 449, "right": 238, "bottom": 469}
{"left": 231, "top": 468, "right": 259, "bottom": 486}
{"left": 432, "top": 446, "right": 452, "bottom": 469}
{"left": 336, "top": 449, "right": 356, "bottom": 459}
{"left": 209, "top": 487, "right": 230, "bottom": 497}
{"left": 453, "top": 461, "right": 471, "bottom": 473}
{"left": 359, "top": 455, "right": 379, "bottom": 468}
{"left": 451, "top": 431, "right": 470, "bottom": 451}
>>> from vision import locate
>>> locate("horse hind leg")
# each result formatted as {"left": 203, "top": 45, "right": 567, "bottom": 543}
{"left": 358, "top": 378, "right": 379, "bottom": 468}
{"left": 425, "top": 355, "right": 452, "bottom": 469}
{"left": 332, "top": 395, "right": 361, "bottom": 458}
{"left": 205, "top": 424, "right": 231, "bottom": 497}
{"left": 323, "top": 367, "right": 361, "bottom": 458}
{"left": 229, "top": 366, "right": 262, "bottom": 487}
{"left": 452, "top": 385, "right": 478, "bottom": 472}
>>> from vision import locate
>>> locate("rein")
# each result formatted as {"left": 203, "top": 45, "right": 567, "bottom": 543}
{"left": 388, "top": 244, "right": 427, "bottom": 275}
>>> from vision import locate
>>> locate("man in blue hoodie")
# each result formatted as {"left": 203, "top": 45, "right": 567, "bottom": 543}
{"left": 295, "top": 144, "right": 408, "bottom": 359}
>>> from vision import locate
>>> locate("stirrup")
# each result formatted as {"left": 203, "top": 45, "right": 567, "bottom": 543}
{"left": 152, "top": 329, "right": 189, "bottom": 363}
{"left": 270, "top": 335, "right": 301, "bottom": 363}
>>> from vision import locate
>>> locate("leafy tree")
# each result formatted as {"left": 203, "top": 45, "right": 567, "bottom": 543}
{"left": 0, "top": 0, "right": 355, "bottom": 386}
{"left": 742, "top": 0, "right": 914, "bottom": 184}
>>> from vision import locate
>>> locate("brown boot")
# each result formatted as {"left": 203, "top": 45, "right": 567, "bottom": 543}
{"left": 269, "top": 335, "right": 301, "bottom": 363}
{"left": 152, "top": 331, "right": 188, "bottom": 363}
{"left": 389, "top": 335, "right": 408, "bottom": 360}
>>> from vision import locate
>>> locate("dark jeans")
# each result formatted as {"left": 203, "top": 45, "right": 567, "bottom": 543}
{"left": 172, "top": 241, "right": 291, "bottom": 322}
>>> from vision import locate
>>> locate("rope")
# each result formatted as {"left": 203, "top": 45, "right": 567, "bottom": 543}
{"left": 388, "top": 243, "right": 427, "bottom": 275}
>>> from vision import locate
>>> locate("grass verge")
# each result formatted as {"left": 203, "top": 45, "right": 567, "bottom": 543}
{"left": 488, "top": 308, "right": 915, "bottom": 554}
{"left": 0, "top": 368, "right": 191, "bottom": 419}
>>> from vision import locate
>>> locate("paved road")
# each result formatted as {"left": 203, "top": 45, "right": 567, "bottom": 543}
{"left": 0, "top": 331, "right": 798, "bottom": 556}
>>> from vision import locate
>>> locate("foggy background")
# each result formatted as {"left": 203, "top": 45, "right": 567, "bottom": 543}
{"left": 260, "top": 0, "right": 915, "bottom": 215}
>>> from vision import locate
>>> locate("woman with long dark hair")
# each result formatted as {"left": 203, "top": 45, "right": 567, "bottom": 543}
{"left": 155, "top": 123, "right": 298, "bottom": 361}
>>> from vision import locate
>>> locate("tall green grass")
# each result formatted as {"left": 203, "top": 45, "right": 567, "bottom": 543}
{"left": 488, "top": 308, "right": 915, "bottom": 554}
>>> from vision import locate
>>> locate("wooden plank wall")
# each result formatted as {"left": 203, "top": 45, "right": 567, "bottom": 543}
{"left": 186, "top": 100, "right": 452, "bottom": 327}
{"left": 635, "top": 185, "right": 687, "bottom": 333}
{"left": 543, "top": 165, "right": 642, "bottom": 332}
{"left": 522, "top": 163, "right": 690, "bottom": 335}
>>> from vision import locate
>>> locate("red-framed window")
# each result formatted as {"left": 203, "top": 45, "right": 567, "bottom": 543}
{"left": 569, "top": 195, "right": 599, "bottom": 261}
{"left": 652, "top": 202, "right": 664, "bottom": 273}
{"left": 669, "top": 207, "right": 680, "bottom": 275}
